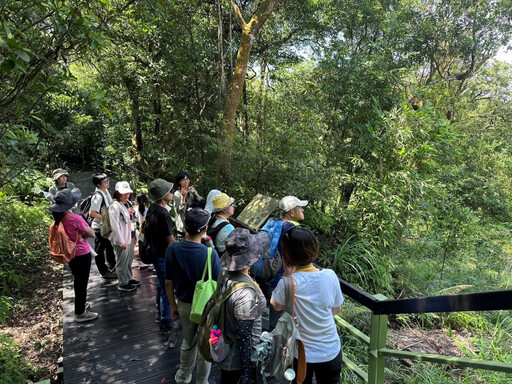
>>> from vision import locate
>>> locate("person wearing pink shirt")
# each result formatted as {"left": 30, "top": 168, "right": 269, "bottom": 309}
{"left": 50, "top": 188, "right": 98, "bottom": 323}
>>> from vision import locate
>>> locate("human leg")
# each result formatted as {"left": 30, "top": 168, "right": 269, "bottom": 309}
{"left": 68, "top": 253, "right": 92, "bottom": 315}
{"left": 94, "top": 231, "right": 110, "bottom": 276}
{"left": 155, "top": 257, "right": 170, "bottom": 330}
{"left": 311, "top": 349, "right": 343, "bottom": 384}
{"left": 175, "top": 300, "right": 211, "bottom": 384}
{"left": 114, "top": 244, "right": 132, "bottom": 287}
{"left": 220, "top": 369, "right": 242, "bottom": 384}
{"left": 104, "top": 236, "right": 117, "bottom": 271}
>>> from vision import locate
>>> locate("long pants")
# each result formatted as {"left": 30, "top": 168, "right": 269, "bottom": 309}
{"left": 293, "top": 348, "right": 343, "bottom": 384}
{"left": 154, "top": 257, "right": 170, "bottom": 320}
{"left": 94, "top": 230, "right": 116, "bottom": 275}
{"left": 112, "top": 241, "right": 134, "bottom": 286}
{"left": 68, "top": 253, "right": 92, "bottom": 315}
{"left": 175, "top": 300, "right": 211, "bottom": 384}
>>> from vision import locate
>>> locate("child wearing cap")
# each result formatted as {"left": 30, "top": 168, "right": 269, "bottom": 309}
{"left": 207, "top": 192, "right": 236, "bottom": 255}
{"left": 165, "top": 208, "right": 221, "bottom": 384}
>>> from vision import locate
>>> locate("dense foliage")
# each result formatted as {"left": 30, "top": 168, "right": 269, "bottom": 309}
{"left": 1, "top": 0, "right": 511, "bottom": 382}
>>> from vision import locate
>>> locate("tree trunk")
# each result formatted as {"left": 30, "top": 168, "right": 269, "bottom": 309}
{"left": 217, "top": 0, "right": 226, "bottom": 103}
{"left": 216, "top": 0, "right": 279, "bottom": 186}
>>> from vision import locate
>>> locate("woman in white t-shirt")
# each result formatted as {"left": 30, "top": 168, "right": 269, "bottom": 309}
{"left": 271, "top": 227, "right": 344, "bottom": 384}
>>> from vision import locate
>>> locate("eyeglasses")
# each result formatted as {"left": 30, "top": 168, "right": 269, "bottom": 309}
{"left": 101, "top": 178, "right": 110, "bottom": 183}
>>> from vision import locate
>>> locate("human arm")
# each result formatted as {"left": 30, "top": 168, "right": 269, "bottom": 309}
{"left": 88, "top": 192, "right": 104, "bottom": 220}
{"left": 165, "top": 279, "right": 180, "bottom": 320}
{"left": 84, "top": 226, "right": 95, "bottom": 238}
{"left": 109, "top": 203, "right": 127, "bottom": 248}
{"left": 270, "top": 296, "right": 285, "bottom": 312}
{"left": 270, "top": 279, "right": 285, "bottom": 311}
{"left": 174, "top": 190, "right": 186, "bottom": 213}
{"left": 164, "top": 245, "right": 179, "bottom": 319}
{"left": 332, "top": 306, "right": 341, "bottom": 315}
{"left": 236, "top": 319, "right": 255, "bottom": 384}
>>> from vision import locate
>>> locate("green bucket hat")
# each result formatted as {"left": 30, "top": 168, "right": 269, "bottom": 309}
{"left": 149, "top": 178, "right": 173, "bottom": 201}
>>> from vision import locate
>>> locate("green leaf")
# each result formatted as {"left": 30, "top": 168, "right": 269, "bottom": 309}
{"left": 0, "top": 59, "right": 15, "bottom": 73}
{"left": 15, "top": 50, "right": 30, "bottom": 62}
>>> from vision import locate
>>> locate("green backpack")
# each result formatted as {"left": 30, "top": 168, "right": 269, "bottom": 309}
{"left": 198, "top": 272, "right": 258, "bottom": 363}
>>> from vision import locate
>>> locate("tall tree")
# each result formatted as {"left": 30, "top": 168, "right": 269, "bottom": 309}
{"left": 216, "top": 0, "right": 279, "bottom": 186}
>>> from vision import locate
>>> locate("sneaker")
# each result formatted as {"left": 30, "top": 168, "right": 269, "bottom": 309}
{"left": 129, "top": 279, "right": 141, "bottom": 287}
{"left": 118, "top": 283, "right": 137, "bottom": 292}
{"left": 102, "top": 271, "right": 117, "bottom": 280}
{"left": 75, "top": 310, "right": 99, "bottom": 323}
{"left": 155, "top": 308, "right": 161, "bottom": 323}
{"left": 160, "top": 319, "right": 172, "bottom": 332}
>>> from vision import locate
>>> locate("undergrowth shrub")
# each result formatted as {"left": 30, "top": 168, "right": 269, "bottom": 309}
{"left": 0, "top": 335, "right": 39, "bottom": 383}
{"left": 0, "top": 190, "right": 50, "bottom": 321}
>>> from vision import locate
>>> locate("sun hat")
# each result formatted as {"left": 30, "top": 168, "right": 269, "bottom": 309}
{"left": 149, "top": 178, "right": 174, "bottom": 201}
{"left": 204, "top": 189, "right": 222, "bottom": 214}
{"left": 115, "top": 181, "right": 133, "bottom": 194}
{"left": 52, "top": 168, "right": 69, "bottom": 181}
{"left": 212, "top": 193, "right": 235, "bottom": 212}
{"left": 279, "top": 196, "right": 308, "bottom": 212}
{"left": 185, "top": 208, "right": 210, "bottom": 234}
{"left": 49, "top": 188, "right": 82, "bottom": 212}
{"left": 221, "top": 228, "right": 269, "bottom": 271}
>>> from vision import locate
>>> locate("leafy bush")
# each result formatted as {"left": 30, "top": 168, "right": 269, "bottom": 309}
{"left": 0, "top": 188, "right": 51, "bottom": 320}
{"left": 0, "top": 335, "right": 39, "bottom": 383}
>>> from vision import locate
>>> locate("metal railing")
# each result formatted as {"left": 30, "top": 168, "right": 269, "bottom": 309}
{"left": 336, "top": 279, "right": 512, "bottom": 383}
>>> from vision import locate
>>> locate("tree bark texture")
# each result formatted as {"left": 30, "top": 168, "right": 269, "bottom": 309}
{"left": 216, "top": 0, "right": 279, "bottom": 186}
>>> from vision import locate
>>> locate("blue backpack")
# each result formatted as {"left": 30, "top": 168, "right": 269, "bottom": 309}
{"left": 250, "top": 219, "right": 283, "bottom": 282}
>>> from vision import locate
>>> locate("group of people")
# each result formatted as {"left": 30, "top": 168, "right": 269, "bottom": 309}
{"left": 48, "top": 168, "right": 344, "bottom": 384}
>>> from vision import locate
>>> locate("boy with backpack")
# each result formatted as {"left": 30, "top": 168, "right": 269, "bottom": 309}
{"left": 88, "top": 173, "right": 117, "bottom": 280}
{"left": 165, "top": 208, "right": 222, "bottom": 384}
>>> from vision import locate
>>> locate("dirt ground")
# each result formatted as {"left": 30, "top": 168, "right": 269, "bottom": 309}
{"left": 0, "top": 262, "right": 63, "bottom": 383}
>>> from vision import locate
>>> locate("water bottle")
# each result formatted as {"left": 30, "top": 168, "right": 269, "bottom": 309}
{"left": 284, "top": 368, "right": 296, "bottom": 381}
{"left": 168, "top": 319, "right": 181, "bottom": 348}
{"left": 204, "top": 236, "right": 214, "bottom": 248}
{"left": 209, "top": 325, "right": 229, "bottom": 362}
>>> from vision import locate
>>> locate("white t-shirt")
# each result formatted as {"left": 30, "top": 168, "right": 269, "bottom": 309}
{"left": 272, "top": 268, "right": 344, "bottom": 363}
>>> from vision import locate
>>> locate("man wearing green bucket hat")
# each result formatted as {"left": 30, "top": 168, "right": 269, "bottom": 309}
{"left": 145, "top": 178, "right": 176, "bottom": 332}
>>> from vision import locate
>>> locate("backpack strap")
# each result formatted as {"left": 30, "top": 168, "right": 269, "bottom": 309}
{"left": 283, "top": 275, "right": 306, "bottom": 384}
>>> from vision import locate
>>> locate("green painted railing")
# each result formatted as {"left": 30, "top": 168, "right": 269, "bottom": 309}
{"left": 335, "top": 279, "right": 512, "bottom": 383}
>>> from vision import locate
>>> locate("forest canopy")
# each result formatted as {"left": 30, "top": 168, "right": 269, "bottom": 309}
{"left": 1, "top": 0, "right": 512, "bottom": 382}
{"left": 1, "top": 0, "right": 512, "bottom": 291}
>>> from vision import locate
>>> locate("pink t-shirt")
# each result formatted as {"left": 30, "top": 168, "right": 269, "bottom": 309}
{"left": 61, "top": 213, "right": 91, "bottom": 256}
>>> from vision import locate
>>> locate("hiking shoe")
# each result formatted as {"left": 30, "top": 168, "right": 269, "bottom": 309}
{"left": 75, "top": 310, "right": 99, "bottom": 323}
{"left": 160, "top": 319, "right": 172, "bottom": 332}
{"left": 118, "top": 283, "right": 137, "bottom": 292}
{"left": 129, "top": 279, "right": 141, "bottom": 287}
{"left": 102, "top": 271, "right": 117, "bottom": 280}
{"left": 155, "top": 308, "right": 161, "bottom": 323}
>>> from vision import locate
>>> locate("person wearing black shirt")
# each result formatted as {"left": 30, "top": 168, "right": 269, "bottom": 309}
{"left": 146, "top": 178, "right": 176, "bottom": 332}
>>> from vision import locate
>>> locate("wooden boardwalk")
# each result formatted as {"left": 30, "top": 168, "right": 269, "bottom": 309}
{"left": 62, "top": 260, "right": 222, "bottom": 384}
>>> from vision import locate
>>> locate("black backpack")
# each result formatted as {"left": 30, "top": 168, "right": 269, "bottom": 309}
{"left": 206, "top": 220, "right": 230, "bottom": 253}
{"left": 79, "top": 191, "right": 101, "bottom": 226}
{"left": 138, "top": 218, "right": 154, "bottom": 264}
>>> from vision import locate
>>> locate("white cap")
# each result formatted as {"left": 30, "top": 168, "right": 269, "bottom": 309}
{"left": 279, "top": 196, "right": 308, "bottom": 212}
{"left": 115, "top": 181, "right": 133, "bottom": 194}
